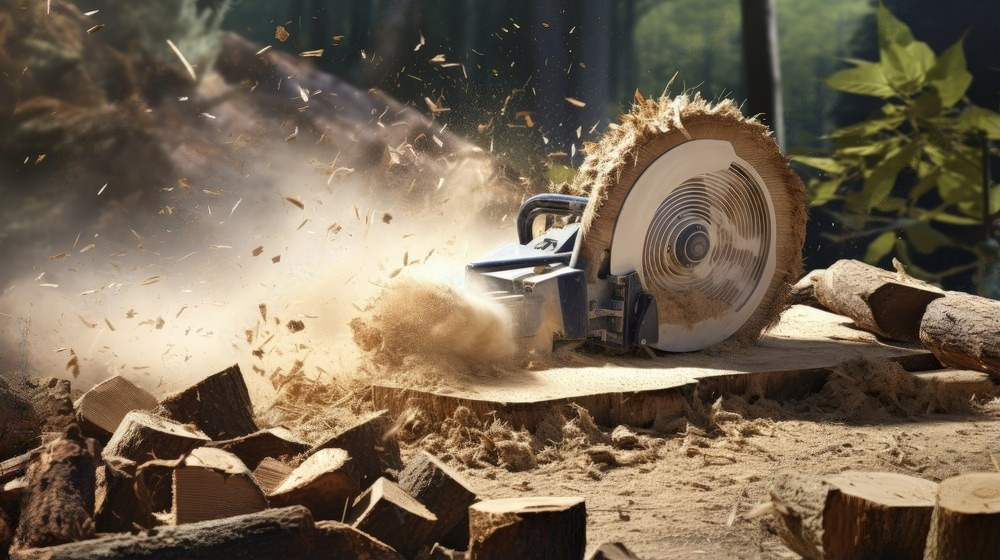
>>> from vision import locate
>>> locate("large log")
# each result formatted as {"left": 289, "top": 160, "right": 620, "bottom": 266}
{"left": 468, "top": 497, "right": 586, "bottom": 560}
{"left": 9, "top": 506, "right": 403, "bottom": 560}
{"left": 75, "top": 375, "right": 158, "bottom": 442}
{"left": 103, "top": 411, "right": 210, "bottom": 463}
{"left": 769, "top": 470, "right": 937, "bottom": 560}
{"left": 919, "top": 294, "right": 1000, "bottom": 380}
{"left": 94, "top": 457, "right": 154, "bottom": 533}
{"left": 397, "top": 451, "right": 478, "bottom": 548}
{"left": 206, "top": 427, "right": 309, "bottom": 470}
{"left": 12, "top": 427, "right": 99, "bottom": 550}
{"left": 172, "top": 447, "right": 268, "bottom": 525}
{"left": 159, "top": 364, "right": 258, "bottom": 440}
{"left": 268, "top": 448, "right": 359, "bottom": 521}
{"left": 348, "top": 477, "right": 438, "bottom": 557}
{"left": 924, "top": 473, "right": 1000, "bottom": 560}
{"left": 309, "top": 410, "right": 403, "bottom": 490}
{"left": 814, "top": 259, "right": 943, "bottom": 342}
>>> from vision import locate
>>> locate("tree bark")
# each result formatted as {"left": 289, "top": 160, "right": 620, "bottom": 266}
{"left": 94, "top": 457, "right": 154, "bottom": 533}
{"left": 924, "top": 473, "right": 1000, "bottom": 560}
{"left": 159, "top": 364, "right": 258, "bottom": 440}
{"left": 919, "top": 294, "right": 1000, "bottom": 381}
{"left": 0, "top": 386, "right": 39, "bottom": 461}
{"left": 740, "top": 0, "right": 785, "bottom": 146}
{"left": 398, "top": 451, "right": 478, "bottom": 548}
{"left": 348, "top": 477, "right": 438, "bottom": 557}
{"left": 468, "top": 497, "right": 586, "bottom": 560}
{"left": 787, "top": 269, "right": 826, "bottom": 308}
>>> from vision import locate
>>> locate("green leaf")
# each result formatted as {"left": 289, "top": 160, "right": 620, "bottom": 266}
{"left": 992, "top": 185, "right": 1000, "bottom": 216}
{"left": 864, "top": 230, "right": 897, "bottom": 263}
{"left": 826, "top": 63, "right": 895, "bottom": 98}
{"left": 808, "top": 178, "right": 843, "bottom": 207}
{"left": 792, "top": 156, "right": 846, "bottom": 174}
{"left": 957, "top": 106, "right": 1000, "bottom": 140}
{"left": 862, "top": 143, "right": 917, "bottom": 210}
{"left": 828, "top": 113, "right": 906, "bottom": 139}
{"left": 929, "top": 212, "right": 981, "bottom": 226}
{"left": 877, "top": 2, "right": 935, "bottom": 95}
{"left": 911, "top": 89, "right": 942, "bottom": 120}
{"left": 926, "top": 35, "right": 973, "bottom": 108}
{"left": 938, "top": 153, "right": 982, "bottom": 201}
{"left": 906, "top": 223, "right": 951, "bottom": 254}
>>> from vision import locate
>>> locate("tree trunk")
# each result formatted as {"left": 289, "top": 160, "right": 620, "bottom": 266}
{"left": 397, "top": 451, "right": 478, "bottom": 548}
{"left": 919, "top": 294, "right": 1000, "bottom": 380}
{"left": 468, "top": 497, "right": 586, "bottom": 560}
{"left": 740, "top": 0, "right": 784, "bottom": 145}
{"left": 924, "top": 473, "right": 1000, "bottom": 560}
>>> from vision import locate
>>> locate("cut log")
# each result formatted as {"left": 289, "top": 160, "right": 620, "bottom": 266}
{"left": 12, "top": 427, "right": 99, "bottom": 550}
{"left": 348, "top": 477, "right": 438, "bottom": 557}
{"left": 172, "top": 447, "right": 268, "bottom": 525}
{"left": 924, "top": 472, "right": 1000, "bottom": 560}
{"left": 159, "top": 364, "right": 258, "bottom": 440}
{"left": 588, "top": 542, "right": 641, "bottom": 560}
{"left": 814, "top": 259, "right": 944, "bottom": 342}
{"left": 769, "top": 470, "right": 938, "bottom": 560}
{"left": 103, "top": 410, "right": 210, "bottom": 463}
{"left": 787, "top": 269, "right": 826, "bottom": 308}
{"left": 397, "top": 451, "right": 477, "bottom": 547}
{"left": 0, "top": 386, "right": 40, "bottom": 460}
{"left": 268, "top": 448, "right": 359, "bottom": 521}
{"left": 468, "top": 497, "right": 586, "bottom": 560}
{"left": 309, "top": 410, "right": 403, "bottom": 490}
{"left": 919, "top": 295, "right": 1000, "bottom": 380}
{"left": 22, "top": 377, "right": 75, "bottom": 435}
{"left": 253, "top": 457, "right": 294, "bottom": 494}
{"left": 95, "top": 457, "right": 154, "bottom": 533}
{"left": 206, "top": 427, "right": 309, "bottom": 470}
{"left": 75, "top": 375, "right": 158, "bottom": 442}
{"left": 9, "top": 505, "right": 403, "bottom": 560}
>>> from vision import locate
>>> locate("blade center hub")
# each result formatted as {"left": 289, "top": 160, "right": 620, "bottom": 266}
{"left": 675, "top": 224, "right": 710, "bottom": 268}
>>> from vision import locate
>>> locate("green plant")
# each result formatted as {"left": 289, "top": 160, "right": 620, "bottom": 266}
{"left": 795, "top": 2, "right": 1000, "bottom": 287}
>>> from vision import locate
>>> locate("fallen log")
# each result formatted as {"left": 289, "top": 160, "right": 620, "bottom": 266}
{"left": 397, "top": 451, "right": 477, "bottom": 548}
{"left": 172, "top": 447, "right": 268, "bottom": 525}
{"left": 919, "top": 294, "right": 1000, "bottom": 380}
{"left": 268, "top": 448, "right": 359, "bottom": 521}
{"left": 206, "top": 427, "right": 309, "bottom": 470}
{"left": 588, "top": 542, "right": 641, "bottom": 560}
{"left": 769, "top": 470, "right": 937, "bottom": 560}
{"left": 159, "top": 364, "right": 258, "bottom": 440}
{"left": 253, "top": 457, "right": 294, "bottom": 494}
{"left": 103, "top": 410, "right": 210, "bottom": 463}
{"left": 814, "top": 259, "right": 943, "bottom": 342}
{"left": 924, "top": 472, "right": 1000, "bottom": 560}
{"left": 309, "top": 410, "right": 403, "bottom": 490}
{"left": 75, "top": 375, "right": 158, "bottom": 442}
{"left": 467, "top": 497, "right": 586, "bottom": 560}
{"left": 9, "top": 506, "right": 403, "bottom": 560}
{"left": 94, "top": 457, "right": 153, "bottom": 533}
{"left": 348, "top": 477, "right": 438, "bottom": 556}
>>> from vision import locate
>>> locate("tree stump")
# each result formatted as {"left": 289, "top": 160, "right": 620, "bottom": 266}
{"left": 75, "top": 376, "right": 158, "bottom": 442}
{"left": 468, "top": 497, "right": 586, "bottom": 560}
{"left": 919, "top": 295, "right": 1000, "bottom": 380}
{"left": 348, "top": 477, "right": 438, "bottom": 556}
{"left": 103, "top": 411, "right": 210, "bottom": 464}
{"left": 924, "top": 472, "right": 1000, "bottom": 560}
{"left": 206, "top": 428, "right": 309, "bottom": 470}
{"left": 397, "top": 451, "right": 477, "bottom": 548}
{"left": 253, "top": 457, "right": 294, "bottom": 494}
{"left": 308, "top": 410, "right": 403, "bottom": 490}
{"left": 814, "top": 259, "right": 944, "bottom": 342}
{"left": 95, "top": 457, "right": 154, "bottom": 533}
{"left": 159, "top": 364, "right": 258, "bottom": 440}
{"left": 268, "top": 448, "right": 359, "bottom": 521}
{"left": 172, "top": 448, "right": 268, "bottom": 525}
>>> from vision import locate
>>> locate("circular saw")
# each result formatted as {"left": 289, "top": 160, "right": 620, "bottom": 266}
{"left": 467, "top": 95, "right": 806, "bottom": 352}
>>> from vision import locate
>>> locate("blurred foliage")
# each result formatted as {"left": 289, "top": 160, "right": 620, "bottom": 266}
{"left": 795, "top": 3, "right": 1000, "bottom": 287}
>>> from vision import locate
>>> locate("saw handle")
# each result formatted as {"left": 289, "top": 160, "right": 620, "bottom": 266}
{"left": 515, "top": 194, "right": 589, "bottom": 245}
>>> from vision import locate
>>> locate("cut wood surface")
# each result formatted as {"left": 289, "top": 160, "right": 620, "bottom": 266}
{"left": 95, "top": 457, "right": 154, "bottom": 533}
{"left": 309, "top": 410, "right": 403, "bottom": 490}
{"left": 159, "top": 364, "right": 258, "bottom": 440}
{"left": 268, "top": 448, "right": 359, "bottom": 520}
{"left": 814, "top": 259, "right": 944, "bottom": 342}
{"left": 348, "top": 477, "right": 438, "bottom": 556}
{"left": 588, "top": 542, "right": 641, "bottom": 560}
{"left": 787, "top": 269, "right": 825, "bottom": 308}
{"left": 206, "top": 427, "right": 309, "bottom": 470}
{"left": 919, "top": 294, "right": 1000, "bottom": 380}
{"left": 253, "top": 457, "right": 294, "bottom": 494}
{"left": 75, "top": 375, "right": 158, "bottom": 442}
{"left": 9, "top": 506, "right": 403, "bottom": 560}
{"left": 172, "top": 447, "right": 268, "bottom": 525}
{"left": 0, "top": 386, "right": 39, "bottom": 460}
{"left": 924, "top": 472, "right": 1000, "bottom": 560}
{"left": 468, "top": 496, "right": 586, "bottom": 560}
{"left": 398, "top": 451, "right": 478, "bottom": 548}
{"left": 770, "top": 470, "right": 938, "bottom": 560}
{"left": 103, "top": 411, "right": 210, "bottom": 463}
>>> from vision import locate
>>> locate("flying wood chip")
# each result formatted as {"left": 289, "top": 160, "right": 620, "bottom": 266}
{"left": 142, "top": 276, "right": 163, "bottom": 286}
{"left": 299, "top": 49, "right": 324, "bottom": 57}
{"left": 275, "top": 26, "right": 289, "bottom": 42}
{"left": 252, "top": 246, "right": 264, "bottom": 257}
{"left": 565, "top": 97, "right": 586, "bottom": 108}
{"left": 283, "top": 196, "right": 305, "bottom": 210}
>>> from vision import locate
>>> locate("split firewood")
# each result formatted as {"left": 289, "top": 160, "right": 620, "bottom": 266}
{"left": 12, "top": 427, "right": 99, "bottom": 551}
{"left": 172, "top": 447, "right": 268, "bottom": 525}
{"left": 253, "top": 457, "right": 294, "bottom": 494}
{"left": 397, "top": 451, "right": 477, "bottom": 548}
{"left": 787, "top": 269, "right": 826, "bottom": 308}
{"left": 924, "top": 472, "right": 1000, "bottom": 560}
{"left": 769, "top": 470, "right": 937, "bottom": 560}
{"left": 159, "top": 364, "right": 258, "bottom": 440}
{"left": 268, "top": 448, "right": 360, "bottom": 520}
{"left": 95, "top": 457, "right": 154, "bottom": 533}
{"left": 206, "top": 427, "right": 309, "bottom": 470}
{"left": 309, "top": 410, "right": 403, "bottom": 490}
{"left": 9, "top": 506, "right": 403, "bottom": 560}
{"left": 467, "top": 497, "right": 586, "bottom": 560}
{"left": 104, "top": 411, "right": 210, "bottom": 464}
{"left": 588, "top": 542, "right": 641, "bottom": 560}
{"left": 347, "top": 477, "right": 438, "bottom": 557}
{"left": 75, "top": 375, "right": 158, "bottom": 442}
{"left": 919, "top": 294, "right": 1000, "bottom": 380}
{"left": 814, "top": 259, "right": 944, "bottom": 342}
{"left": 0, "top": 385, "right": 40, "bottom": 460}
{"left": 135, "top": 458, "right": 182, "bottom": 515}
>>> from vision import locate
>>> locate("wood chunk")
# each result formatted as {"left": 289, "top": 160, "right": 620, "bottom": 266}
{"left": 268, "top": 448, "right": 359, "bottom": 520}
{"left": 103, "top": 411, "right": 210, "bottom": 464}
{"left": 12, "top": 427, "right": 98, "bottom": 550}
{"left": 924, "top": 473, "right": 1000, "bottom": 560}
{"left": 159, "top": 364, "right": 258, "bottom": 440}
{"left": 348, "top": 477, "right": 437, "bottom": 556}
{"left": 135, "top": 458, "right": 182, "bottom": 515}
{"left": 814, "top": 259, "right": 943, "bottom": 342}
{"left": 588, "top": 542, "right": 640, "bottom": 560}
{"left": 787, "top": 269, "right": 826, "bottom": 308}
{"left": 172, "top": 448, "right": 268, "bottom": 525}
{"left": 95, "top": 457, "right": 154, "bottom": 533}
{"left": 398, "top": 451, "right": 477, "bottom": 547}
{"left": 76, "top": 376, "right": 158, "bottom": 442}
{"left": 253, "top": 457, "right": 294, "bottom": 494}
{"left": 0, "top": 387, "right": 40, "bottom": 460}
{"left": 920, "top": 294, "right": 1000, "bottom": 380}
{"left": 468, "top": 497, "right": 586, "bottom": 560}
{"left": 0, "top": 452, "right": 31, "bottom": 486}
{"left": 9, "top": 505, "right": 402, "bottom": 560}
{"left": 206, "top": 427, "right": 309, "bottom": 470}
{"left": 22, "top": 377, "right": 75, "bottom": 434}
{"left": 429, "top": 543, "right": 467, "bottom": 559}
{"left": 769, "top": 470, "right": 938, "bottom": 560}
{"left": 309, "top": 410, "right": 403, "bottom": 490}
{"left": 2, "top": 477, "right": 27, "bottom": 513}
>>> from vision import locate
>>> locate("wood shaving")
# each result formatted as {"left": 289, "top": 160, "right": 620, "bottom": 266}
{"left": 252, "top": 246, "right": 264, "bottom": 257}
{"left": 299, "top": 49, "right": 324, "bottom": 57}
{"left": 47, "top": 252, "right": 68, "bottom": 260}
{"left": 166, "top": 39, "right": 197, "bottom": 81}
{"left": 65, "top": 350, "right": 80, "bottom": 378}
{"left": 86, "top": 24, "right": 105, "bottom": 34}
{"left": 565, "top": 97, "right": 586, "bottom": 108}
{"left": 275, "top": 26, "right": 289, "bottom": 42}
{"left": 142, "top": 276, "right": 163, "bottom": 286}
{"left": 283, "top": 195, "right": 305, "bottom": 210}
